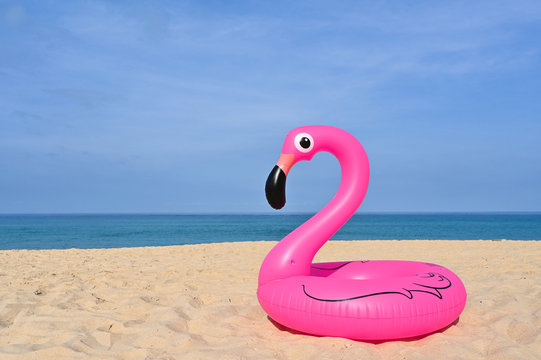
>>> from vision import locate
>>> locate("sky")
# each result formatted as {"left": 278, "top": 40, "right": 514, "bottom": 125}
{"left": 1, "top": 0, "right": 540, "bottom": 214}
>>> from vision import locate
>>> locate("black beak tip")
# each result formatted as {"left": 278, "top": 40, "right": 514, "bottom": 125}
{"left": 269, "top": 201, "right": 285, "bottom": 210}
{"left": 265, "top": 165, "right": 287, "bottom": 210}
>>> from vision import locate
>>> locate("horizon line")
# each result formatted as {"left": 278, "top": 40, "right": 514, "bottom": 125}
{"left": 1, "top": 211, "right": 540, "bottom": 216}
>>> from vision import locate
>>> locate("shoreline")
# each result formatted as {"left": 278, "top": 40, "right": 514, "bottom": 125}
{"left": 0, "top": 237, "right": 535, "bottom": 249}
{"left": 1, "top": 238, "right": 539, "bottom": 252}
{"left": 0, "top": 240, "right": 539, "bottom": 359}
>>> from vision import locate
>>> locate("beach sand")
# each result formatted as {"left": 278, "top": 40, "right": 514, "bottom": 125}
{"left": 0, "top": 240, "right": 539, "bottom": 359}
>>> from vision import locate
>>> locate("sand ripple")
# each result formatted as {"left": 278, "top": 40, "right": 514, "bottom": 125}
{"left": 0, "top": 240, "right": 539, "bottom": 359}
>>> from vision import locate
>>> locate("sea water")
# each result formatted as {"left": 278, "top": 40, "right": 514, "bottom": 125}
{"left": 0, "top": 213, "right": 540, "bottom": 250}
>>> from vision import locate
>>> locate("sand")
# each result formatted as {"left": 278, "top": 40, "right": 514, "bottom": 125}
{"left": 0, "top": 240, "right": 539, "bottom": 359}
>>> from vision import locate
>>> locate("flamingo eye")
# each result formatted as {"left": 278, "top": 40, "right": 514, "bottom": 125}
{"left": 294, "top": 133, "right": 314, "bottom": 153}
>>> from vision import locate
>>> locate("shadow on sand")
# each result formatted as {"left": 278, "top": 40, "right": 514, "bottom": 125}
{"left": 267, "top": 316, "right": 461, "bottom": 344}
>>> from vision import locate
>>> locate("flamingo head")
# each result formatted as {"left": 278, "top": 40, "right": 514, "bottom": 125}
{"left": 265, "top": 126, "right": 326, "bottom": 210}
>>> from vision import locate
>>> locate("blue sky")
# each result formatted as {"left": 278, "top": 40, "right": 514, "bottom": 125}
{"left": 1, "top": 0, "right": 540, "bottom": 213}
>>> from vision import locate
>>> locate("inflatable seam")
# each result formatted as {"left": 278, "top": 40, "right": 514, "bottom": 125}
{"left": 259, "top": 296, "right": 466, "bottom": 320}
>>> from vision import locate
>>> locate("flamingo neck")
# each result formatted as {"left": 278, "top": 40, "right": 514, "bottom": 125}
{"left": 258, "top": 134, "right": 370, "bottom": 286}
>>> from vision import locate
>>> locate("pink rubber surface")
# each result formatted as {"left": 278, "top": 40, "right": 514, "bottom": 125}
{"left": 258, "top": 126, "right": 467, "bottom": 340}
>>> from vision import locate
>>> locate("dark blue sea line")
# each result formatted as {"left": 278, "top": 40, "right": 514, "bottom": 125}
{"left": 0, "top": 213, "right": 540, "bottom": 250}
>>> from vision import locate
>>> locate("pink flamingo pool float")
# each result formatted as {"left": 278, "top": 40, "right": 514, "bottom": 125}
{"left": 258, "top": 125, "right": 467, "bottom": 340}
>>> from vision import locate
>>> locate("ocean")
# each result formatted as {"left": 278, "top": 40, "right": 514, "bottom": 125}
{"left": 0, "top": 213, "right": 540, "bottom": 250}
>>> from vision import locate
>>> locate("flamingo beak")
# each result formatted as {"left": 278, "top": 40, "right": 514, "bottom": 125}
{"left": 265, "top": 154, "right": 295, "bottom": 210}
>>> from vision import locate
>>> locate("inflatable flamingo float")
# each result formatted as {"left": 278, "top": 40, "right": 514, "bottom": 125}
{"left": 258, "top": 125, "right": 467, "bottom": 340}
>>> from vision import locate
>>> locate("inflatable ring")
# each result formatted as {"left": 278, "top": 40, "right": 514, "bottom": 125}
{"left": 258, "top": 126, "right": 467, "bottom": 340}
